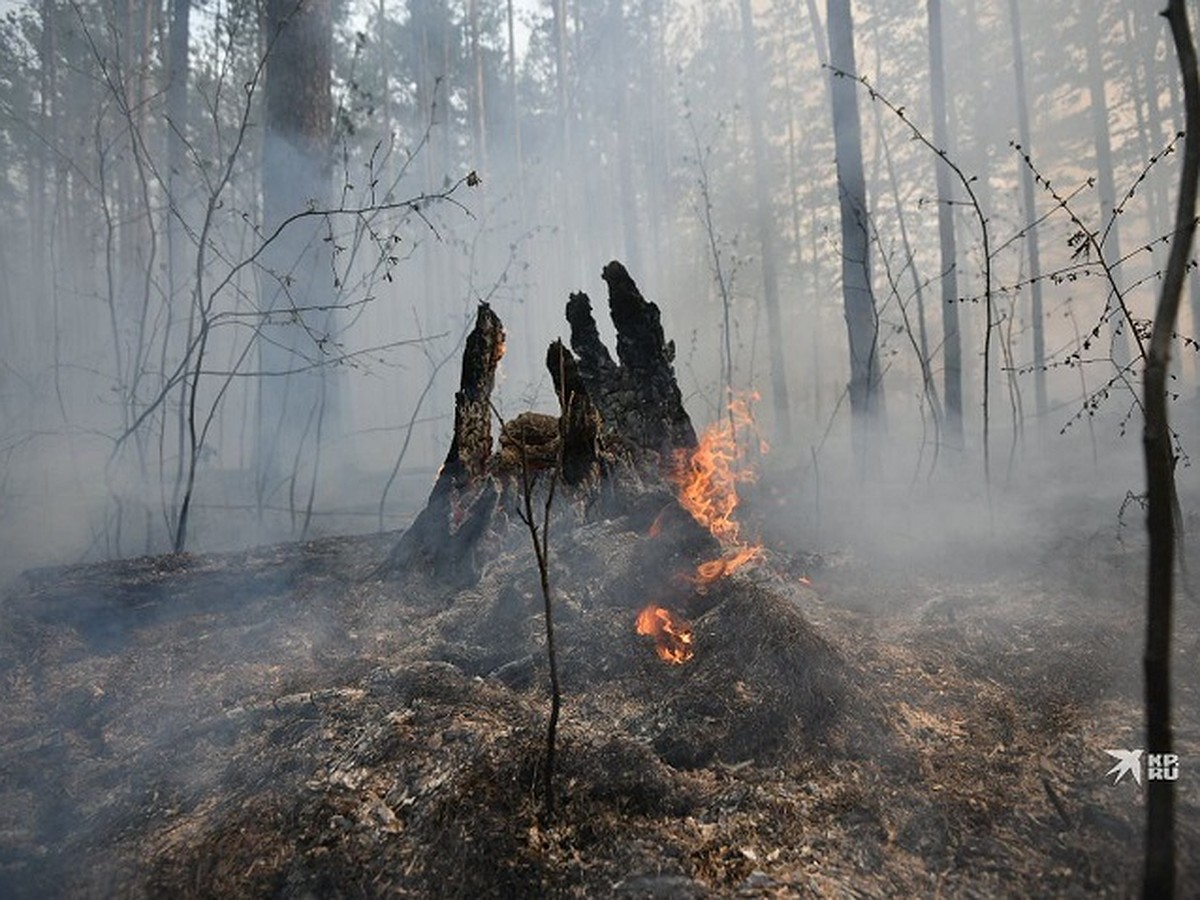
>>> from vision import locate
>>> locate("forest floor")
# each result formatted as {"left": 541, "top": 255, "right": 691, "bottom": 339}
{"left": 0, "top": 473, "right": 1198, "bottom": 898}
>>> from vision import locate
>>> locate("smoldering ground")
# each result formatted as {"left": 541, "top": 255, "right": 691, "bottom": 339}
{"left": 1, "top": 366, "right": 1198, "bottom": 895}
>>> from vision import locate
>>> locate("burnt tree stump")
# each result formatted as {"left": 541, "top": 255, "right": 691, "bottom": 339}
{"left": 380, "top": 262, "right": 696, "bottom": 584}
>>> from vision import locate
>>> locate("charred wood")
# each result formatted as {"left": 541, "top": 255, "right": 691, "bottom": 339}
{"left": 376, "top": 304, "right": 504, "bottom": 585}
{"left": 380, "top": 263, "right": 698, "bottom": 585}
{"left": 547, "top": 339, "right": 601, "bottom": 487}
{"left": 567, "top": 261, "right": 696, "bottom": 461}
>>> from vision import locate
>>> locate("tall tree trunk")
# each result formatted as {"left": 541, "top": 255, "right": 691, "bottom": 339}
{"left": 33, "top": 0, "right": 56, "bottom": 351}
{"left": 259, "top": 0, "right": 335, "bottom": 511}
{"left": 165, "top": 0, "right": 191, "bottom": 540}
{"left": 928, "top": 0, "right": 962, "bottom": 447}
{"left": 804, "top": 0, "right": 829, "bottom": 421}
{"left": 166, "top": 0, "right": 190, "bottom": 293}
{"left": 1187, "top": 0, "right": 1200, "bottom": 397}
{"left": 552, "top": 0, "right": 574, "bottom": 287}
{"left": 468, "top": 0, "right": 488, "bottom": 175}
{"left": 1008, "top": 0, "right": 1047, "bottom": 422}
{"left": 827, "top": 0, "right": 883, "bottom": 473}
{"left": 739, "top": 0, "right": 792, "bottom": 441}
{"left": 1082, "top": 2, "right": 1130, "bottom": 366}
{"left": 506, "top": 0, "right": 523, "bottom": 193}
{"left": 1144, "top": 6, "right": 1197, "bottom": 896}
{"left": 611, "top": 0, "right": 641, "bottom": 276}
{"left": 1133, "top": 5, "right": 1171, "bottom": 239}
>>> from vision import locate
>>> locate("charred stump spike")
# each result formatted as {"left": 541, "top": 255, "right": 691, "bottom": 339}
{"left": 547, "top": 340, "right": 601, "bottom": 487}
{"left": 445, "top": 303, "right": 505, "bottom": 486}
{"left": 567, "top": 262, "right": 696, "bottom": 459}
{"left": 565, "top": 291, "right": 618, "bottom": 380}
{"left": 377, "top": 303, "right": 504, "bottom": 584}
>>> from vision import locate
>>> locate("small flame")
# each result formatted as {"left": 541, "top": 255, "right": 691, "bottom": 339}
{"left": 672, "top": 393, "right": 765, "bottom": 585}
{"left": 647, "top": 504, "right": 671, "bottom": 538}
{"left": 636, "top": 604, "right": 694, "bottom": 664}
{"left": 695, "top": 544, "right": 764, "bottom": 585}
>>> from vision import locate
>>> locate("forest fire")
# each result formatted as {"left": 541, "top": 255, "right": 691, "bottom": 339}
{"left": 672, "top": 394, "right": 765, "bottom": 586}
{"left": 636, "top": 604, "right": 694, "bottom": 664}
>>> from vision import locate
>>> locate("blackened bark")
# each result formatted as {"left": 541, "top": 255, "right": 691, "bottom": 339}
{"left": 547, "top": 340, "right": 601, "bottom": 487}
{"left": 378, "top": 304, "right": 505, "bottom": 584}
{"left": 565, "top": 291, "right": 619, "bottom": 384}
{"left": 568, "top": 261, "right": 696, "bottom": 459}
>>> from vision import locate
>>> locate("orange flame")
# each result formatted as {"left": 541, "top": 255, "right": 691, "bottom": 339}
{"left": 672, "top": 393, "right": 765, "bottom": 585}
{"left": 647, "top": 504, "right": 671, "bottom": 538}
{"left": 636, "top": 604, "right": 694, "bottom": 664}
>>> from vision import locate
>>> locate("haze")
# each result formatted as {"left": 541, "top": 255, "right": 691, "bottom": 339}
{"left": 0, "top": 0, "right": 1191, "bottom": 580}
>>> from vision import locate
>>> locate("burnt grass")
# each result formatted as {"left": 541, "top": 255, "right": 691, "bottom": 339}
{"left": 0, "top": 488, "right": 1198, "bottom": 897}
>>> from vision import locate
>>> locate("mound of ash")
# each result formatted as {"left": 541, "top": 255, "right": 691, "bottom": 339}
{"left": 0, "top": 510, "right": 864, "bottom": 897}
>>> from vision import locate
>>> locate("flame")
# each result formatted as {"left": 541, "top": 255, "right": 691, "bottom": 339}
{"left": 636, "top": 604, "right": 694, "bottom": 664}
{"left": 695, "top": 544, "right": 764, "bottom": 584}
{"left": 671, "top": 393, "right": 765, "bottom": 585}
{"left": 647, "top": 504, "right": 671, "bottom": 538}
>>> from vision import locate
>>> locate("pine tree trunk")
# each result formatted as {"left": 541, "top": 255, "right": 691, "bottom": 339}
{"left": 259, "top": 0, "right": 336, "bottom": 508}
{"left": 1009, "top": 0, "right": 1047, "bottom": 422}
{"left": 927, "top": 0, "right": 962, "bottom": 447}
{"left": 827, "top": 0, "right": 884, "bottom": 473}
{"left": 1082, "top": 2, "right": 1130, "bottom": 366}
{"left": 1144, "top": 6, "right": 1197, "bottom": 894}
{"left": 739, "top": 0, "right": 792, "bottom": 442}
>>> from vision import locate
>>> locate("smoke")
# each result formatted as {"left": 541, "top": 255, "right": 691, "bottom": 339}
{"left": 0, "top": 0, "right": 1188, "bottom": 616}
